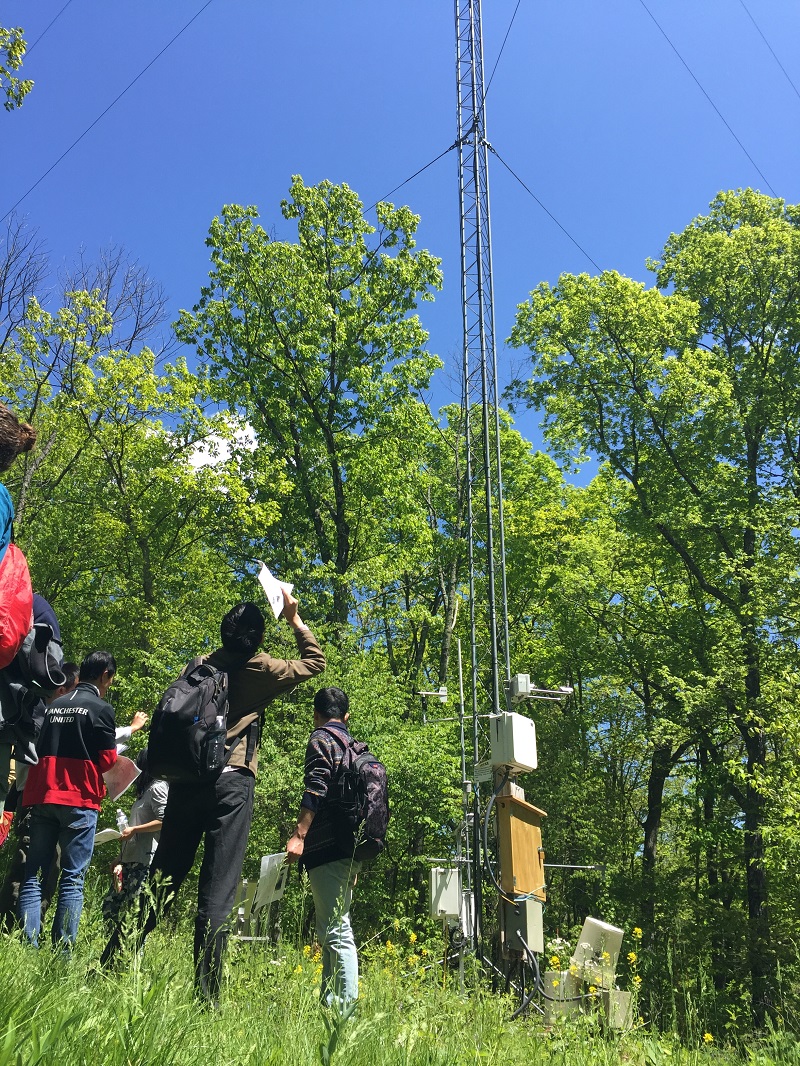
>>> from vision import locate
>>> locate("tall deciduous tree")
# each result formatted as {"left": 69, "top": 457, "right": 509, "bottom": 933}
{"left": 2, "top": 285, "right": 281, "bottom": 711}
{"left": 177, "top": 176, "right": 443, "bottom": 628}
{"left": 508, "top": 189, "right": 800, "bottom": 1025}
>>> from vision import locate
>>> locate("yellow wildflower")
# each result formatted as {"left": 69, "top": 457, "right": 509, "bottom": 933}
{"left": 312, "top": 950, "right": 321, "bottom": 963}
{"left": 393, "top": 918, "right": 400, "bottom": 931}
{"left": 627, "top": 951, "right": 637, "bottom": 964}
{"left": 385, "top": 939, "right": 395, "bottom": 954}
{"left": 552, "top": 979, "right": 560, "bottom": 988}
{"left": 703, "top": 1033, "right": 714, "bottom": 1045}
{"left": 633, "top": 975, "right": 642, "bottom": 986}
{"left": 569, "top": 964, "right": 579, "bottom": 977}
{"left": 409, "top": 931, "right": 417, "bottom": 944}
{"left": 420, "top": 947, "right": 429, "bottom": 957}
{"left": 302, "top": 945, "right": 311, "bottom": 957}
{"left": 549, "top": 955, "right": 560, "bottom": 968}
{"left": 294, "top": 964, "right": 303, "bottom": 974}
{"left": 601, "top": 951, "right": 610, "bottom": 961}
{"left": 632, "top": 927, "right": 643, "bottom": 940}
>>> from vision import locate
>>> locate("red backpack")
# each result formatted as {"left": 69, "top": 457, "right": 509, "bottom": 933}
{"left": 0, "top": 544, "right": 33, "bottom": 670}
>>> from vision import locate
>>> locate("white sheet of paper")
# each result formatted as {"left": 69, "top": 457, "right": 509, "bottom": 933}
{"left": 256, "top": 562, "right": 294, "bottom": 620}
{"left": 252, "top": 852, "right": 289, "bottom": 912}
{"left": 103, "top": 755, "right": 141, "bottom": 801}
{"left": 94, "top": 827, "right": 122, "bottom": 845}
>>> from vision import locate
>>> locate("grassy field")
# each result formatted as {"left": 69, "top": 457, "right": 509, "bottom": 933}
{"left": 1, "top": 906, "right": 799, "bottom": 1066}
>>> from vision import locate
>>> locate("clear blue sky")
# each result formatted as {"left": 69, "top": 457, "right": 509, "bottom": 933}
{"left": 3, "top": 1, "right": 799, "bottom": 468}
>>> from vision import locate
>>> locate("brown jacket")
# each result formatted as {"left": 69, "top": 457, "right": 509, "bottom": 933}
{"left": 202, "top": 627, "right": 325, "bottom": 775}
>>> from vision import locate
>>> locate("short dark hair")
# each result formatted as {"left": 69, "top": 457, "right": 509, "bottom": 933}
{"left": 221, "top": 602, "right": 265, "bottom": 657}
{"left": 79, "top": 650, "right": 117, "bottom": 682}
{"left": 0, "top": 403, "right": 37, "bottom": 473}
{"left": 314, "top": 686, "right": 349, "bottom": 721}
{"left": 61, "top": 661, "right": 79, "bottom": 689}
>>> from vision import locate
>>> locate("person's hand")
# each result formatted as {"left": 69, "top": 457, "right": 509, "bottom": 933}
{"left": 112, "top": 864, "right": 123, "bottom": 893}
{"left": 130, "top": 711, "right": 149, "bottom": 734}
{"left": 281, "top": 588, "right": 307, "bottom": 626}
{"left": 120, "top": 826, "right": 135, "bottom": 840}
{"left": 281, "top": 587, "right": 299, "bottom": 622}
{"left": 285, "top": 831, "right": 305, "bottom": 864}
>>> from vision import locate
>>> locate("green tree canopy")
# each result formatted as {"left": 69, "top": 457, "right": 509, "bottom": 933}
{"left": 177, "top": 176, "right": 443, "bottom": 627}
{"left": 1, "top": 278, "right": 281, "bottom": 711}
{"left": 508, "top": 188, "right": 800, "bottom": 1024}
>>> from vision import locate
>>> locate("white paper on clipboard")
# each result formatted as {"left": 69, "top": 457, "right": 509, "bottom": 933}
{"left": 94, "top": 827, "right": 122, "bottom": 845}
{"left": 103, "top": 755, "right": 141, "bottom": 801}
{"left": 252, "top": 852, "right": 289, "bottom": 913}
{"left": 256, "top": 562, "right": 294, "bottom": 620}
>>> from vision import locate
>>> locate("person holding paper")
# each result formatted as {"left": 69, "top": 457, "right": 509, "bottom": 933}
{"left": 101, "top": 588, "right": 325, "bottom": 1005}
{"left": 285, "top": 686, "right": 362, "bottom": 1008}
{"left": 18, "top": 651, "right": 118, "bottom": 949}
{"left": 102, "top": 749, "right": 168, "bottom": 930}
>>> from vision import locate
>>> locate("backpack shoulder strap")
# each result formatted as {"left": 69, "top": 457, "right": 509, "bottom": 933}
{"left": 318, "top": 726, "right": 361, "bottom": 784}
{"left": 183, "top": 658, "right": 224, "bottom": 681}
{"left": 319, "top": 725, "right": 369, "bottom": 757}
{"left": 319, "top": 724, "right": 349, "bottom": 747}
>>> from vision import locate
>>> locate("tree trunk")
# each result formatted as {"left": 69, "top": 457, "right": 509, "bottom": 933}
{"left": 641, "top": 740, "right": 691, "bottom": 933}
{"left": 743, "top": 727, "right": 771, "bottom": 1028}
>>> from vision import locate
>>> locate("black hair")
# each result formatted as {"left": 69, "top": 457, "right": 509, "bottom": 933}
{"left": 135, "top": 747, "right": 154, "bottom": 799}
{"left": 314, "top": 686, "right": 349, "bottom": 721}
{"left": 79, "top": 650, "right": 117, "bottom": 682}
{"left": 221, "top": 602, "right": 265, "bottom": 657}
{"left": 61, "top": 662, "right": 79, "bottom": 690}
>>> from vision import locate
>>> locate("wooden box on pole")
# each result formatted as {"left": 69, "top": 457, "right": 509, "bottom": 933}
{"left": 496, "top": 795, "right": 547, "bottom": 900}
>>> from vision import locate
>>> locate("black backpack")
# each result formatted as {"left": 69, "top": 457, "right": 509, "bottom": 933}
{"left": 324, "top": 727, "right": 389, "bottom": 862}
{"left": 148, "top": 662, "right": 229, "bottom": 783}
{"left": 0, "top": 620, "right": 65, "bottom": 762}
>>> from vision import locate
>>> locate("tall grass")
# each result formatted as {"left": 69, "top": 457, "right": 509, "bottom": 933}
{"left": 1, "top": 906, "right": 798, "bottom": 1066}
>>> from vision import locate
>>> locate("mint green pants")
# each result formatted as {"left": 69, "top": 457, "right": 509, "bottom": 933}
{"left": 308, "top": 857, "right": 361, "bottom": 1008}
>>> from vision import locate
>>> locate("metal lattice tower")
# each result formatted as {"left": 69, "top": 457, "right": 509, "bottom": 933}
{"left": 455, "top": 0, "right": 512, "bottom": 947}
{"left": 456, "top": 0, "right": 511, "bottom": 725}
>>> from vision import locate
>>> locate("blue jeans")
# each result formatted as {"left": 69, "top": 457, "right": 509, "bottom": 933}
{"left": 18, "top": 804, "right": 98, "bottom": 948}
{"left": 308, "top": 857, "right": 361, "bottom": 1008}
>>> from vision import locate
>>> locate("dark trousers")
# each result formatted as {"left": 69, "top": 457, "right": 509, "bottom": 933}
{"left": 101, "top": 770, "right": 254, "bottom": 1001}
{"left": 0, "top": 808, "right": 59, "bottom": 932}
{"left": 101, "top": 861, "right": 150, "bottom": 929}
